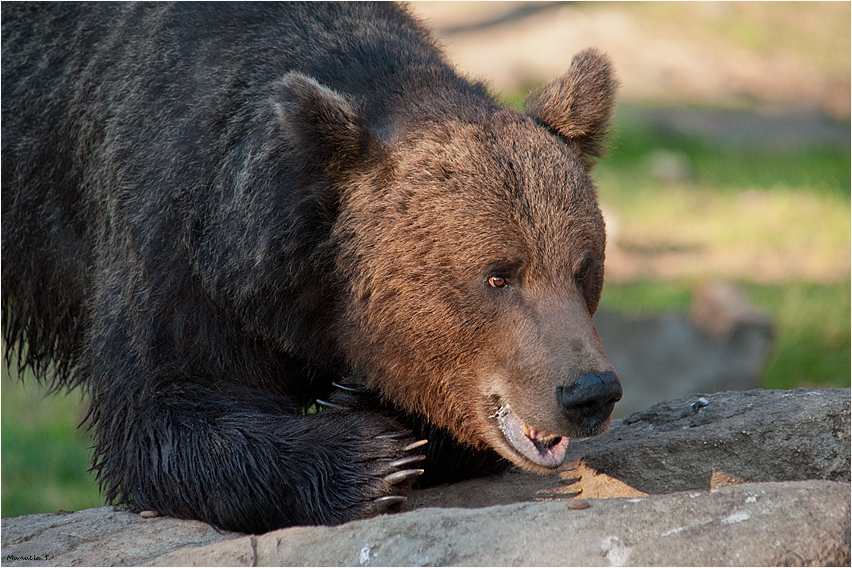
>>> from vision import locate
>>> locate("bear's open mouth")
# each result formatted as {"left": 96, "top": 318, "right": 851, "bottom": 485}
{"left": 494, "top": 405, "right": 569, "bottom": 468}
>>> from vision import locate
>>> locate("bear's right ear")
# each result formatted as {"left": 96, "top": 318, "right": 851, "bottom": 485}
{"left": 523, "top": 49, "right": 618, "bottom": 170}
{"left": 274, "top": 72, "right": 378, "bottom": 175}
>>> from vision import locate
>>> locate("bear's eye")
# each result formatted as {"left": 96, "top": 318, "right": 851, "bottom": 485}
{"left": 576, "top": 255, "right": 596, "bottom": 282}
{"left": 484, "top": 260, "right": 521, "bottom": 289}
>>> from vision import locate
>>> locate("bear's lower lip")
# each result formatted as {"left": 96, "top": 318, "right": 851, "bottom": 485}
{"left": 495, "top": 405, "right": 569, "bottom": 468}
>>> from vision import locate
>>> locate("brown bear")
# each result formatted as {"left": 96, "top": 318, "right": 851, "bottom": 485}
{"left": 1, "top": 2, "right": 621, "bottom": 533}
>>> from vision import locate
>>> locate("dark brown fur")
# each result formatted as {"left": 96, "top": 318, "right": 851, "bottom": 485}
{"left": 2, "top": 2, "right": 619, "bottom": 532}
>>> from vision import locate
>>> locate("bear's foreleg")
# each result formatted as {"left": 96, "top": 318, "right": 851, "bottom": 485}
{"left": 90, "top": 383, "right": 425, "bottom": 533}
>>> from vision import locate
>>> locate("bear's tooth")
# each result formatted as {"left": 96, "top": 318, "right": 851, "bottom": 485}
{"left": 522, "top": 423, "right": 531, "bottom": 438}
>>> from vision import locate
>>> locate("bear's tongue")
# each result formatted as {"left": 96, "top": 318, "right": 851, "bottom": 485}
{"left": 496, "top": 406, "right": 569, "bottom": 468}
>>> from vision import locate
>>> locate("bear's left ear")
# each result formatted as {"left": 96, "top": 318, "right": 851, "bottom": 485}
{"left": 274, "top": 72, "right": 379, "bottom": 176}
{"left": 524, "top": 48, "right": 618, "bottom": 170}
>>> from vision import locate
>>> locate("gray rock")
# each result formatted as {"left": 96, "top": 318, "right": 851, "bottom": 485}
{"left": 566, "top": 388, "right": 850, "bottom": 496}
{"left": 406, "top": 387, "right": 850, "bottom": 508}
{"left": 0, "top": 506, "right": 241, "bottom": 567}
{"left": 153, "top": 481, "right": 849, "bottom": 567}
{"left": 2, "top": 388, "right": 848, "bottom": 567}
{"left": 689, "top": 281, "right": 773, "bottom": 341}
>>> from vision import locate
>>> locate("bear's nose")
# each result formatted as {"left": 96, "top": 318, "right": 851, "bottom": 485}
{"left": 557, "top": 371, "right": 622, "bottom": 431}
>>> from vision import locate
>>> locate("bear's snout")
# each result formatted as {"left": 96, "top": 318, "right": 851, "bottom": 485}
{"left": 557, "top": 371, "right": 622, "bottom": 434}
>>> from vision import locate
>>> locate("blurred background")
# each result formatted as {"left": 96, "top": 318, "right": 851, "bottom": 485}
{"left": 3, "top": 1, "right": 849, "bottom": 517}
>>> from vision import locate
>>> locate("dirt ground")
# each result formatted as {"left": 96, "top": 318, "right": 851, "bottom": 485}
{"left": 409, "top": 1, "right": 850, "bottom": 118}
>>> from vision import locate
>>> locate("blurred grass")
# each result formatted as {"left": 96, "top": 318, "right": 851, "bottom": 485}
{"left": 2, "top": 103, "right": 849, "bottom": 517}
{"left": 602, "top": 108, "right": 850, "bottom": 196}
{"left": 595, "top": 107, "right": 849, "bottom": 283}
{"left": 745, "top": 280, "right": 851, "bottom": 389}
{"left": 599, "top": 279, "right": 851, "bottom": 390}
{"left": 1, "top": 362, "right": 102, "bottom": 518}
{"left": 592, "top": 103, "right": 850, "bottom": 390}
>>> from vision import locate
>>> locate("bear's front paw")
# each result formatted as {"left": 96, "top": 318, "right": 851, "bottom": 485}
{"left": 309, "top": 409, "right": 428, "bottom": 523}
{"left": 320, "top": 382, "right": 429, "bottom": 515}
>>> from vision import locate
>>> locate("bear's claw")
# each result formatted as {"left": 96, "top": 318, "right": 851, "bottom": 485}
{"left": 388, "top": 455, "right": 426, "bottom": 468}
{"left": 373, "top": 495, "right": 407, "bottom": 512}
{"left": 315, "top": 398, "right": 346, "bottom": 410}
{"left": 403, "top": 439, "right": 428, "bottom": 452}
{"left": 383, "top": 468, "right": 424, "bottom": 484}
{"left": 369, "top": 437, "right": 427, "bottom": 517}
{"left": 331, "top": 381, "right": 367, "bottom": 393}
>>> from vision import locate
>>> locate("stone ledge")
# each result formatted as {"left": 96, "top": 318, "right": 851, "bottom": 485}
{"left": 153, "top": 480, "right": 850, "bottom": 567}
{"left": 2, "top": 388, "right": 849, "bottom": 567}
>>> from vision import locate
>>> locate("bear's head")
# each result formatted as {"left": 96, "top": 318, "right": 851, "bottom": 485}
{"left": 277, "top": 49, "right": 621, "bottom": 472}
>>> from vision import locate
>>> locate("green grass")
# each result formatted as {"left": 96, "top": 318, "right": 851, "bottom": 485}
{"left": 597, "top": 108, "right": 849, "bottom": 278}
{"left": 602, "top": 106, "right": 850, "bottom": 196}
{"left": 745, "top": 280, "right": 851, "bottom": 389}
{"left": 598, "top": 279, "right": 696, "bottom": 316}
{"left": 1, "top": 364, "right": 102, "bottom": 518}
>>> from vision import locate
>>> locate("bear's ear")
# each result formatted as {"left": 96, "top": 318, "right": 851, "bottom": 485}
{"left": 523, "top": 48, "right": 618, "bottom": 170}
{"left": 274, "top": 72, "right": 377, "bottom": 175}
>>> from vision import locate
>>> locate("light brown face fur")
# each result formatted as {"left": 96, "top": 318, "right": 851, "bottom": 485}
{"left": 334, "top": 49, "right": 618, "bottom": 471}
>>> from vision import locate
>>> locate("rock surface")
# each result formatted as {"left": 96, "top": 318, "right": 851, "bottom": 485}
{"left": 153, "top": 481, "right": 849, "bottom": 567}
{"left": 568, "top": 388, "right": 850, "bottom": 494}
{"left": 2, "top": 388, "right": 849, "bottom": 567}
{"left": 0, "top": 507, "right": 240, "bottom": 566}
